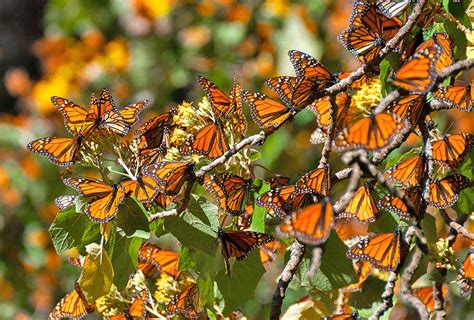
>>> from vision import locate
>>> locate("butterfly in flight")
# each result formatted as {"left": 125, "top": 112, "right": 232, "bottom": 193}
{"left": 427, "top": 174, "right": 470, "bottom": 209}
{"left": 431, "top": 133, "right": 474, "bottom": 168}
{"left": 166, "top": 284, "right": 207, "bottom": 319}
{"left": 384, "top": 154, "right": 425, "bottom": 189}
{"left": 64, "top": 177, "right": 126, "bottom": 223}
{"left": 137, "top": 242, "right": 179, "bottom": 277}
{"left": 256, "top": 185, "right": 316, "bottom": 218}
{"left": 142, "top": 161, "right": 195, "bottom": 196}
{"left": 337, "top": 181, "right": 380, "bottom": 223}
{"left": 201, "top": 173, "right": 253, "bottom": 216}
{"left": 334, "top": 112, "right": 408, "bottom": 151}
{"left": 242, "top": 90, "right": 297, "bottom": 130}
{"left": 277, "top": 197, "right": 334, "bottom": 245}
{"left": 218, "top": 227, "right": 274, "bottom": 274}
{"left": 433, "top": 81, "right": 473, "bottom": 112}
{"left": 339, "top": 1, "right": 402, "bottom": 63}
{"left": 347, "top": 229, "right": 406, "bottom": 271}
{"left": 49, "top": 281, "right": 94, "bottom": 320}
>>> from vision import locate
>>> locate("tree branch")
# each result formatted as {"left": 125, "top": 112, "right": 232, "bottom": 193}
{"left": 400, "top": 247, "right": 429, "bottom": 320}
{"left": 368, "top": 272, "right": 398, "bottom": 320}
{"left": 270, "top": 240, "right": 306, "bottom": 320}
{"left": 439, "top": 210, "right": 474, "bottom": 241}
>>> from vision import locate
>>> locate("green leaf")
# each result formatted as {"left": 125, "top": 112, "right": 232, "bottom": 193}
{"left": 197, "top": 273, "right": 215, "bottom": 307}
{"left": 452, "top": 187, "right": 474, "bottom": 214}
{"left": 368, "top": 211, "right": 398, "bottom": 233}
{"left": 421, "top": 212, "right": 437, "bottom": 244}
{"left": 164, "top": 195, "right": 219, "bottom": 254}
{"left": 303, "top": 232, "right": 357, "bottom": 291}
{"left": 443, "top": 0, "right": 471, "bottom": 30}
{"left": 107, "top": 228, "right": 141, "bottom": 289}
{"left": 379, "top": 59, "right": 391, "bottom": 96}
{"left": 78, "top": 249, "right": 114, "bottom": 302}
{"left": 459, "top": 152, "right": 474, "bottom": 179}
{"left": 116, "top": 197, "right": 150, "bottom": 239}
{"left": 216, "top": 250, "right": 266, "bottom": 315}
{"left": 349, "top": 277, "right": 386, "bottom": 310}
{"left": 444, "top": 21, "right": 467, "bottom": 60}
{"left": 251, "top": 182, "right": 269, "bottom": 233}
{"left": 48, "top": 207, "right": 100, "bottom": 254}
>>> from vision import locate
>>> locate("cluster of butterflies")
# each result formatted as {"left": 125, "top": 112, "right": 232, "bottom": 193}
{"left": 30, "top": 0, "right": 474, "bottom": 319}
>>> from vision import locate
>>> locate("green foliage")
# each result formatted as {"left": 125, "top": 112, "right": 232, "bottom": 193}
{"left": 216, "top": 250, "right": 266, "bottom": 315}
{"left": 78, "top": 249, "right": 114, "bottom": 302}
{"left": 107, "top": 229, "right": 141, "bottom": 289}
{"left": 49, "top": 207, "right": 100, "bottom": 254}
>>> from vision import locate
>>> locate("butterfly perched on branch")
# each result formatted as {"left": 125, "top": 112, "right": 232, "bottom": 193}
{"left": 431, "top": 133, "right": 474, "bottom": 168}
{"left": 433, "top": 81, "right": 473, "bottom": 112}
{"left": 337, "top": 181, "right": 380, "bottom": 223}
{"left": 257, "top": 185, "right": 316, "bottom": 218}
{"left": 142, "top": 161, "right": 195, "bottom": 196}
{"left": 427, "top": 174, "right": 470, "bottom": 209}
{"left": 49, "top": 281, "right": 94, "bottom": 320}
{"left": 379, "top": 187, "right": 422, "bottom": 220}
{"left": 166, "top": 284, "right": 207, "bottom": 319}
{"left": 137, "top": 242, "right": 179, "bottom": 277}
{"left": 384, "top": 154, "right": 425, "bottom": 189}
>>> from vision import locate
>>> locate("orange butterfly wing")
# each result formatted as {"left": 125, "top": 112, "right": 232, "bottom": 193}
{"left": 166, "top": 284, "right": 206, "bottom": 319}
{"left": 390, "top": 44, "right": 441, "bottom": 93}
{"left": 27, "top": 136, "right": 84, "bottom": 167}
{"left": 433, "top": 82, "right": 473, "bottom": 112}
{"left": 384, "top": 154, "right": 425, "bottom": 188}
{"left": 338, "top": 182, "right": 380, "bottom": 223}
{"left": 334, "top": 112, "right": 408, "bottom": 151}
{"left": 343, "top": 260, "right": 371, "bottom": 292}
{"left": 121, "top": 175, "right": 160, "bottom": 203}
{"left": 257, "top": 185, "right": 315, "bottom": 218}
{"left": 64, "top": 178, "right": 125, "bottom": 222}
{"left": 295, "top": 165, "right": 331, "bottom": 197}
{"left": 379, "top": 187, "right": 422, "bottom": 220}
{"left": 432, "top": 133, "right": 474, "bottom": 168}
{"left": 243, "top": 90, "right": 296, "bottom": 129}
{"left": 49, "top": 282, "right": 94, "bottom": 320}
{"left": 347, "top": 229, "right": 403, "bottom": 271}
{"left": 180, "top": 121, "right": 229, "bottom": 159}
{"left": 129, "top": 290, "right": 149, "bottom": 318}
{"left": 428, "top": 174, "right": 470, "bottom": 209}
{"left": 387, "top": 94, "right": 425, "bottom": 127}
{"left": 277, "top": 198, "right": 334, "bottom": 245}
{"left": 413, "top": 285, "right": 448, "bottom": 312}
{"left": 265, "top": 76, "right": 318, "bottom": 108}
{"left": 142, "top": 161, "right": 194, "bottom": 196}
{"left": 462, "top": 247, "right": 474, "bottom": 279}
{"left": 307, "top": 92, "right": 351, "bottom": 131}
{"left": 119, "top": 100, "right": 149, "bottom": 126}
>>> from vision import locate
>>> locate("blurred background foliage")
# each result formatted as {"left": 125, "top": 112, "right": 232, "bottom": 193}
{"left": 0, "top": 0, "right": 473, "bottom": 319}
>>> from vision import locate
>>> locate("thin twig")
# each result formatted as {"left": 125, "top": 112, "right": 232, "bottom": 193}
{"left": 306, "top": 246, "right": 323, "bottom": 280}
{"left": 333, "top": 164, "right": 361, "bottom": 214}
{"left": 400, "top": 247, "right": 429, "bottom": 320}
{"left": 368, "top": 272, "right": 399, "bottom": 320}
{"left": 270, "top": 240, "right": 306, "bottom": 320}
{"left": 439, "top": 210, "right": 474, "bottom": 241}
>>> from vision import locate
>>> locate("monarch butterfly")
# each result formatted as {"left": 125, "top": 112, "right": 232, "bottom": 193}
{"left": 64, "top": 177, "right": 126, "bottom": 223}
{"left": 121, "top": 175, "right": 161, "bottom": 203}
{"left": 384, "top": 154, "right": 425, "bottom": 188}
{"left": 51, "top": 96, "right": 98, "bottom": 137}
{"left": 142, "top": 161, "right": 195, "bottom": 196}
{"left": 198, "top": 76, "right": 247, "bottom": 135}
{"left": 334, "top": 112, "right": 408, "bottom": 151}
{"left": 288, "top": 50, "right": 343, "bottom": 90}
{"left": 201, "top": 173, "right": 253, "bottom": 216}
{"left": 179, "top": 119, "right": 229, "bottom": 159}
{"left": 387, "top": 94, "right": 426, "bottom": 127}
{"left": 390, "top": 44, "right": 441, "bottom": 93}
{"left": 153, "top": 191, "right": 173, "bottom": 209}
{"left": 347, "top": 229, "right": 405, "bottom": 271}
{"left": 166, "top": 284, "right": 206, "bottom": 319}
{"left": 242, "top": 90, "right": 297, "bottom": 129}
{"left": 137, "top": 242, "right": 179, "bottom": 277}
{"left": 265, "top": 76, "right": 319, "bottom": 108}
{"left": 322, "top": 311, "right": 360, "bottom": 320}
{"left": 265, "top": 176, "right": 291, "bottom": 189}
{"left": 433, "top": 82, "right": 473, "bottom": 112}
{"left": 376, "top": 0, "right": 410, "bottom": 18}
{"left": 54, "top": 195, "right": 78, "bottom": 211}
{"left": 295, "top": 164, "right": 331, "bottom": 197}
{"left": 413, "top": 285, "right": 448, "bottom": 312}
{"left": 379, "top": 187, "right": 422, "bottom": 220}
{"left": 259, "top": 240, "right": 282, "bottom": 266}
{"left": 129, "top": 289, "right": 149, "bottom": 318}
{"left": 416, "top": 32, "right": 454, "bottom": 73}
{"left": 337, "top": 181, "right": 380, "bottom": 223}
{"left": 427, "top": 174, "right": 470, "bottom": 209}
{"left": 307, "top": 92, "right": 351, "bottom": 133}
{"left": 462, "top": 246, "right": 474, "bottom": 279}
{"left": 49, "top": 282, "right": 94, "bottom": 320}
{"left": 338, "top": 70, "right": 377, "bottom": 90}
{"left": 339, "top": 1, "right": 402, "bottom": 63}
{"left": 218, "top": 227, "right": 274, "bottom": 274}
{"left": 134, "top": 108, "right": 177, "bottom": 165}
{"left": 431, "top": 133, "right": 474, "bottom": 168}
{"left": 343, "top": 260, "right": 371, "bottom": 292}
{"left": 256, "top": 185, "right": 316, "bottom": 218}
{"left": 277, "top": 197, "right": 334, "bottom": 245}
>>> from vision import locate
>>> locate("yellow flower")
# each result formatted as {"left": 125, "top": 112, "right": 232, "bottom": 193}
{"left": 350, "top": 78, "right": 382, "bottom": 118}
{"left": 154, "top": 272, "right": 178, "bottom": 305}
